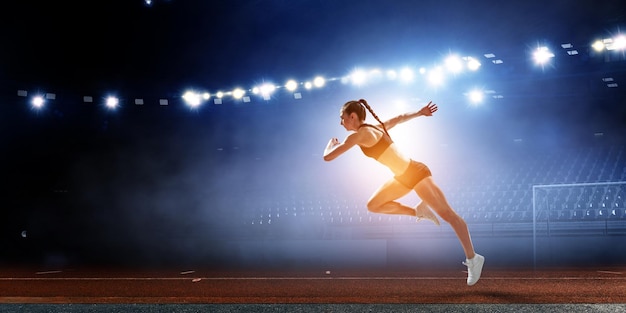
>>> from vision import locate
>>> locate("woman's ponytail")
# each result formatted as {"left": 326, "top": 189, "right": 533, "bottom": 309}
{"left": 359, "top": 99, "right": 390, "bottom": 138}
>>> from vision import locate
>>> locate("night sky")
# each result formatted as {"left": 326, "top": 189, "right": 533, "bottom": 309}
{"left": 1, "top": 0, "right": 625, "bottom": 268}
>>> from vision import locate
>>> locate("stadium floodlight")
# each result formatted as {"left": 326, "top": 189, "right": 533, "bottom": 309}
{"left": 216, "top": 91, "right": 224, "bottom": 98}
{"left": 31, "top": 95, "right": 45, "bottom": 109}
{"left": 182, "top": 91, "right": 202, "bottom": 108}
{"left": 232, "top": 88, "right": 245, "bottom": 99}
{"left": 105, "top": 96, "right": 119, "bottom": 109}
{"left": 466, "top": 57, "right": 481, "bottom": 71}
{"left": 304, "top": 81, "right": 313, "bottom": 89}
{"left": 350, "top": 69, "right": 367, "bottom": 85}
{"left": 427, "top": 68, "right": 445, "bottom": 86}
{"left": 533, "top": 46, "right": 555, "bottom": 65}
{"left": 259, "top": 83, "right": 276, "bottom": 95}
{"left": 445, "top": 55, "right": 464, "bottom": 73}
{"left": 285, "top": 80, "right": 298, "bottom": 91}
{"left": 202, "top": 92, "right": 211, "bottom": 100}
{"left": 592, "top": 40, "right": 606, "bottom": 52}
{"left": 368, "top": 69, "right": 383, "bottom": 79}
{"left": 612, "top": 35, "right": 626, "bottom": 51}
{"left": 313, "top": 76, "right": 325, "bottom": 88}
{"left": 399, "top": 67, "right": 414, "bottom": 82}
{"left": 386, "top": 70, "right": 398, "bottom": 80}
{"left": 256, "top": 83, "right": 275, "bottom": 100}
{"left": 468, "top": 90, "right": 484, "bottom": 105}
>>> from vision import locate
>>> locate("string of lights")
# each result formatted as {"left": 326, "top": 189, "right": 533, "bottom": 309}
{"left": 14, "top": 33, "right": 626, "bottom": 112}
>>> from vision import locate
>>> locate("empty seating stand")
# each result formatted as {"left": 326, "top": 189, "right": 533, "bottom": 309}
{"left": 241, "top": 144, "right": 626, "bottom": 239}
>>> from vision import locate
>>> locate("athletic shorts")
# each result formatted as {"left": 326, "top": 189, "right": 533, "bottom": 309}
{"left": 394, "top": 160, "right": 432, "bottom": 189}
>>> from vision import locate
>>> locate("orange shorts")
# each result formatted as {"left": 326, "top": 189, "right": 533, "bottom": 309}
{"left": 394, "top": 160, "right": 432, "bottom": 189}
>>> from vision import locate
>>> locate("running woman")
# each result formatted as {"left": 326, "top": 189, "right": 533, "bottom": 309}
{"left": 323, "top": 99, "right": 484, "bottom": 285}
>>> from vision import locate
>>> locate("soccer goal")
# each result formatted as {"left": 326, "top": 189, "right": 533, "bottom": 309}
{"left": 531, "top": 181, "right": 626, "bottom": 267}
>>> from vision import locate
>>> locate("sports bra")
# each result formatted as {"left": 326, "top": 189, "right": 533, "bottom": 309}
{"left": 358, "top": 124, "right": 393, "bottom": 160}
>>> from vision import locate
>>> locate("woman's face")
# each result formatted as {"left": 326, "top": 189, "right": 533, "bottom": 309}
{"left": 340, "top": 111, "right": 358, "bottom": 131}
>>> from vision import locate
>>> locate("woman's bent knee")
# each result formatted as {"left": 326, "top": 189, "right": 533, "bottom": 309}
{"left": 367, "top": 201, "right": 381, "bottom": 213}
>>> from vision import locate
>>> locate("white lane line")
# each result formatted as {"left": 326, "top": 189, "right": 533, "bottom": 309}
{"left": 180, "top": 271, "right": 196, "bottom": 275}
{"left": 597, "top": 270, "right": 623, "bottom": 275}
{"left": 1, "top": 276, "right": 626, "bottom": 281}
{"left": 35, "top": 271, "right": 62, "bottom": 275}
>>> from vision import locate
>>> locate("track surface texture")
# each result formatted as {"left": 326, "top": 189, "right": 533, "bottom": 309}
{"left": 1, "top": 266, "right": 625, "bottom": 306}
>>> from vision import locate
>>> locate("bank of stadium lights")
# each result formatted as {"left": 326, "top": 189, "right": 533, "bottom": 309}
{"left": 17, "top": 52, "right": 492, "bottom": 109}
{"left": 28, "top": 93, "right": 56, "bottom": 110}
{"left": 347, "top": 67, "right": 416, "bottom": 86}
{"left": 301, "top": 76, "right": 326, "bottom": 90}
{"left": 17, "top": 32, "right": 626, "bottom": 111}
{"left": 446, "top": 55, "right": 482, "bottom": 73}
{"left": 592, "top": 34, "right": 626, "bottom": 52}
{"left": 16, "top": 90, "right": 53, "bottom": 110}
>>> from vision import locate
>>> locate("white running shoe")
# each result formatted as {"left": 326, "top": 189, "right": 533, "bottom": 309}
{"left": 415, "top": 202, "right": 440, "bottom": 226}
{"left": 463, "top": 253, "right": 485, "bottom": 286}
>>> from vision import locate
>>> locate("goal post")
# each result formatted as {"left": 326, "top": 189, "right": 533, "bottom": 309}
{"left": 531, "top": 181, "right": 626, "bottom": 268}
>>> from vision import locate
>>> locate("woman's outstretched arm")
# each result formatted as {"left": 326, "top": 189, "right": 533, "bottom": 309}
{"left": 323, "top": 132, "right": 360, "bottom": 161}
{"left": 381, "top": 101, "right": 438, "bottom": 130}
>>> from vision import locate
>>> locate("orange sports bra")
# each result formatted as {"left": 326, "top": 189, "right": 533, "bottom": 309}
{"left": 358, "top": 124, "right": 393, "bottom": 160}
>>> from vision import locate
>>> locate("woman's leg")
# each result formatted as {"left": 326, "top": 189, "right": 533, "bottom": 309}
{"left": 414, "top": 176, "right": 475, "bottom": 259}
{"left": 367, "top": 177, "right": 440, "bottom": 225}
{"left": 366, "top": 177, "right": 415, "bottom": 215}
{"left": 415, "top": 176, "right": 484, "bottom": 286}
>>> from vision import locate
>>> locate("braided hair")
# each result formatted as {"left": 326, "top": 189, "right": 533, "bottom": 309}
{"left": 341, "top": 99, "right": 390, "bottom": 137}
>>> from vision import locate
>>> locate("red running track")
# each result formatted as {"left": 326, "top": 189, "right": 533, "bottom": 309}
{"left": 1, "top": 267, "right": 625, "bottom": 304}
